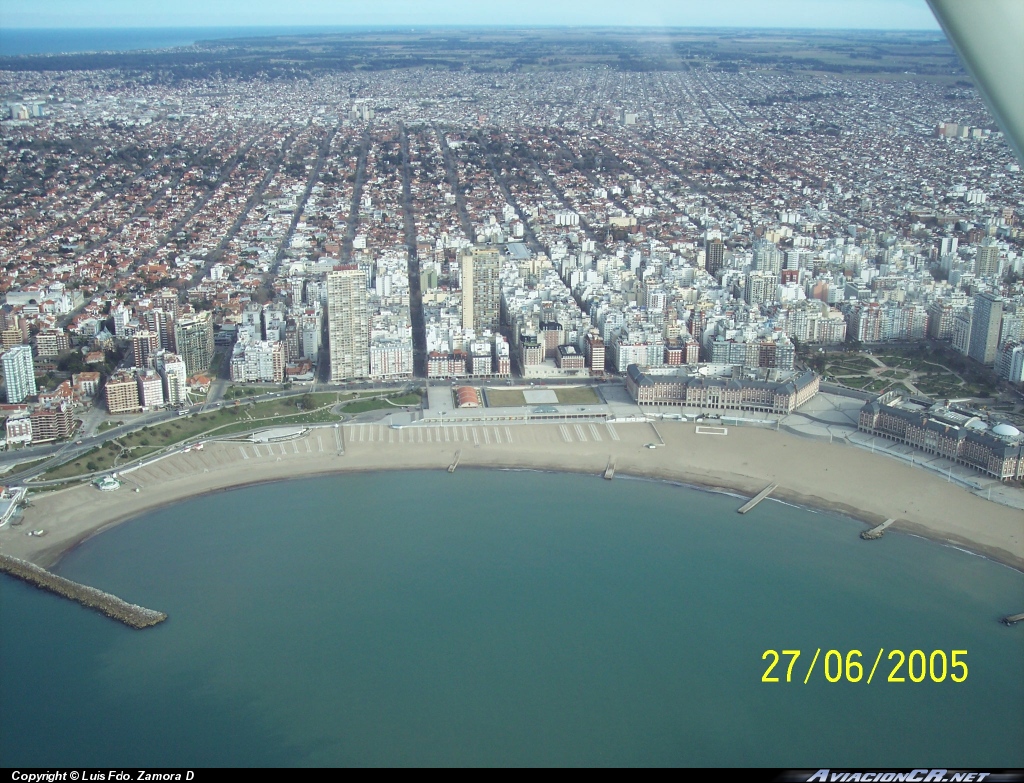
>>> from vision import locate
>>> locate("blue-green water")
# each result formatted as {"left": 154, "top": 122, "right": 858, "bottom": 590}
{"left": 1, "top": 470, "right": 1022, "bottom": 767}
{"left": 0, "top": 27, "right": 388, "bottom": 57}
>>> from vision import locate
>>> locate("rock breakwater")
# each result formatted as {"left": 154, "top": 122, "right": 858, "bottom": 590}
{"left": 0, "top": 553, "right": 167, "bottom": 629}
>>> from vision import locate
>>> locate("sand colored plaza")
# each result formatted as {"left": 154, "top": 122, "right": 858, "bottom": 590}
{"left": 3, "top": 420, "right": 1022, "bottom": 572}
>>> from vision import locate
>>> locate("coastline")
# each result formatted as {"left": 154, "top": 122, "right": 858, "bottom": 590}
{"left": 2, "top": 421, "right": 1022, "bottom": 574}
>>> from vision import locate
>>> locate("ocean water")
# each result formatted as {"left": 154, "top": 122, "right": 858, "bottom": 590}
{"left": 0, "top": 470, "right": 1021, "bottom": 767}
{"left": 0, "top": 27, "right": 381, "bottom": 57}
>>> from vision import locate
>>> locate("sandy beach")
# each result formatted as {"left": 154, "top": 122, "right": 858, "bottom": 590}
{"left": 3, "top": 420, "right": 1022, "bottom": 573}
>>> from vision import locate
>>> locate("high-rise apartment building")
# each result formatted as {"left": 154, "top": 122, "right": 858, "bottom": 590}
{"left": 585, "top": 330, "right": 606, "bottom": 375}
{"left": 952, "top": 308, "right": 973, "bottom": 355}
{"left": 752, "top": 239, "right": 782, "bottom": 275}
{"left": 34, "top": 328, "right": 70, "bottom": 357}
{"left": 744, "top": 272, "right": 777, "bottom": 306}
{"left": 131, "top": 330, "right": 160, "bottom": 368}
{"left": 461, "top": 247, "right": 501, "bottom": 333}
{"left": 141, "top": 307, "right": 175, "bottom": 351}
{"left": 173, "top": 311, "right": 214, "bottom": 378}
{"left": 3, "top": 345, "right": 36, "bottom": 403}
{"left": 230, "top": 339, "right": 285, "bottom": 383}
{"left": 29, "top": 399, "right": 75, "bottom": 442}
{"left": 996, "top": 342, "right": 1024, "bottom": 383}
{"left": 968, "top": 292, "right": 1003, "bottom": 365}
{"left": 153, "top": 351, "right": 188, "bottom": 406}
{"left": 705, "top": 239, "right": 725, "bottom": 277}
{"left": 974, "top": 240, "right": 1000, "bottom": 277}
{"left": 137, "top": 369, "right": 166, "bottom": 409}
{"left": 105, "top": 370, "right": 142, "bottom": 414}
{"left": 327, "top": 266, "right": 370, "bottom": 382}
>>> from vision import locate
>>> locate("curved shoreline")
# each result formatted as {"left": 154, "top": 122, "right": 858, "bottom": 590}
{"left": 3, "top": 421, "right": 1023, "bottom": 576}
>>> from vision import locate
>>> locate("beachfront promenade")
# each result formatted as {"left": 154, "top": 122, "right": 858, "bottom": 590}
{"left": 3, "top": 419, "right": 1022, "bottom": 573}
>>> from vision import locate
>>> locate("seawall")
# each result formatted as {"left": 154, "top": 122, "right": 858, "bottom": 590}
{"left": 0, "top": 553, "right": 167, "bottom": 629}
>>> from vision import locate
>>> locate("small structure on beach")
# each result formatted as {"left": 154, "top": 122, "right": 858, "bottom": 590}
{"left": 93, "top": 476, "right": 121, "bottom": 492}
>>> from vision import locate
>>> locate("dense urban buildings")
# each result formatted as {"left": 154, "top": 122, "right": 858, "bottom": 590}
{"left": 0, "top": 28, "right": 1020, "bottom": 446}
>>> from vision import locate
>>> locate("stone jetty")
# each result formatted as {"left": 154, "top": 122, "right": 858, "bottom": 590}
{"left": 860, "top": 518, "right": 896, "bottom": 540}
{"left": 604, "top": 457, "right": 615, "bottom": 480}
{"left": 0, "top": 553, "right": 167, "bottom": 629}
{"left": 737, "top": 483, "right": 778, "bottom": 514}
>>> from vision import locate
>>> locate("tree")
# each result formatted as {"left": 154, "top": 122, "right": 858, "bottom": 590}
{"left": 56, "top": 352, "right": 79, "bottom": 374}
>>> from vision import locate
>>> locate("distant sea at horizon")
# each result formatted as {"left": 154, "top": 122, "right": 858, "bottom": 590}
{"left": 1, "top": 469, "right": 1022, "bottom": 767}
{"left": 0, "top": 26, "right": 389, "bottom": 57}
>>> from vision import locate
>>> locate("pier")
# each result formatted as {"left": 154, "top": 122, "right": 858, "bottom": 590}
{"left": 860, "top": 518, "right": 896, "bottom": 540}
{"left": 448, "top": 450, "right": 461, "bottom": 473}
{"left": 1001, "top": 612, "right": 1024, "bottom": 626}
{"left": 0, "top": 553, "right": 167, "bottom": 629}
{"left": 604, "top": 457, "right": 615, "bottom": 480}
{"left": 737, "top": 483, "right": 778, "bottom": 514}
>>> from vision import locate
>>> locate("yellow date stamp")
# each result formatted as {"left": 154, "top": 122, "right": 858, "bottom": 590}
{"left": 761, "top": 649, "right": 968, "bottom": 684}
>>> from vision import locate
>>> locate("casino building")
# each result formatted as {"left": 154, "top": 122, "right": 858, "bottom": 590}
{"left": 625, "top": 364, "right": 820, "bottom": 415}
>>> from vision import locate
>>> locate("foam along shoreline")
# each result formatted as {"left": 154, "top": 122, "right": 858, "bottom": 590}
{"left": 2, "top": 421, "right": 1022, "bottom": 574}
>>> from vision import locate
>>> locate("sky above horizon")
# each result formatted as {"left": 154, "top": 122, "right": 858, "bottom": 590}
{"left": 1, "top": 0, "right": 941, "bottom": 31}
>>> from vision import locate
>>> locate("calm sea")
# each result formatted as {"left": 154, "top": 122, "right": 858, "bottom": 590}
{"left": 0, "top": 27, "right": 383, "bottom": 57}
{"left": 1, "top": 470, "right": 1021, "bottom": 767}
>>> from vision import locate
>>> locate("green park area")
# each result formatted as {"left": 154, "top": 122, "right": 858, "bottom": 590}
{"left": 484, "top": 385, "right": 602, "bottom": 407}
{"left": 5, "top": 456, "right": 51, "bottom": 475}
{"left": 553, "top": 386, "right": 601, "bottom": 405}
{"left": 483, "top": 388, "right": 527, "bottom": 407}
{"left": 818, "top": 347, "right": 996, "bottom": 400}
{"left": 39, "top": 389, "right": 423, "bottom": 482}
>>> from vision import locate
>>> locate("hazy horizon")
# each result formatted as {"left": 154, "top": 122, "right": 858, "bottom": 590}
{"left": 0, "top": 0, "right": 942, "bottom": 31}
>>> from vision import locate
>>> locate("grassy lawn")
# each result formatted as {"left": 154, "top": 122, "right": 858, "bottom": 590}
{"left": 386, "top": 393, "right": 423, "bottom": 407}
{"left": 223, "top": 386, "right": 263, "bottom": 399}
{"left": 116, "top": 406, "right": 251, "bottom": 453}
{"left": 37, "top": 390, "right": 425, "bottom": 482}
{"left": 342, "top": 393, "right": 421, "bottom": 414}
{"left": 837, "top": 376, "right": 873, "bottom": 389}
{"left": 215, "top": 408, "right": 343, "bottom": 435}
{"left": 911, "top": 371, "right": 994, "bottom": 399}
{"left": 484, "top": 388, "right": 526, "bottom": 407}
{"left": 841, "top": 376, "right": 892, "bottom": 392}
{"left": 827, "top": 365, "right": 870, "bottom": 376}
{"left": 913, "top": 377, "right": 963, "bottom": 396}
{"left": 6, "top": 456, "right": 51, "bottom": 474}
{"left": 97, "top": 420, "right": 125, "bottom": 433}
{"left": 825, "top": 357, "right": 876, "bottom": 373}
{"left": 41, "top": 443, "right": 123, "bottom": 480}
{"left": 554, "top": 386, "right": 601, "bottom": 405}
